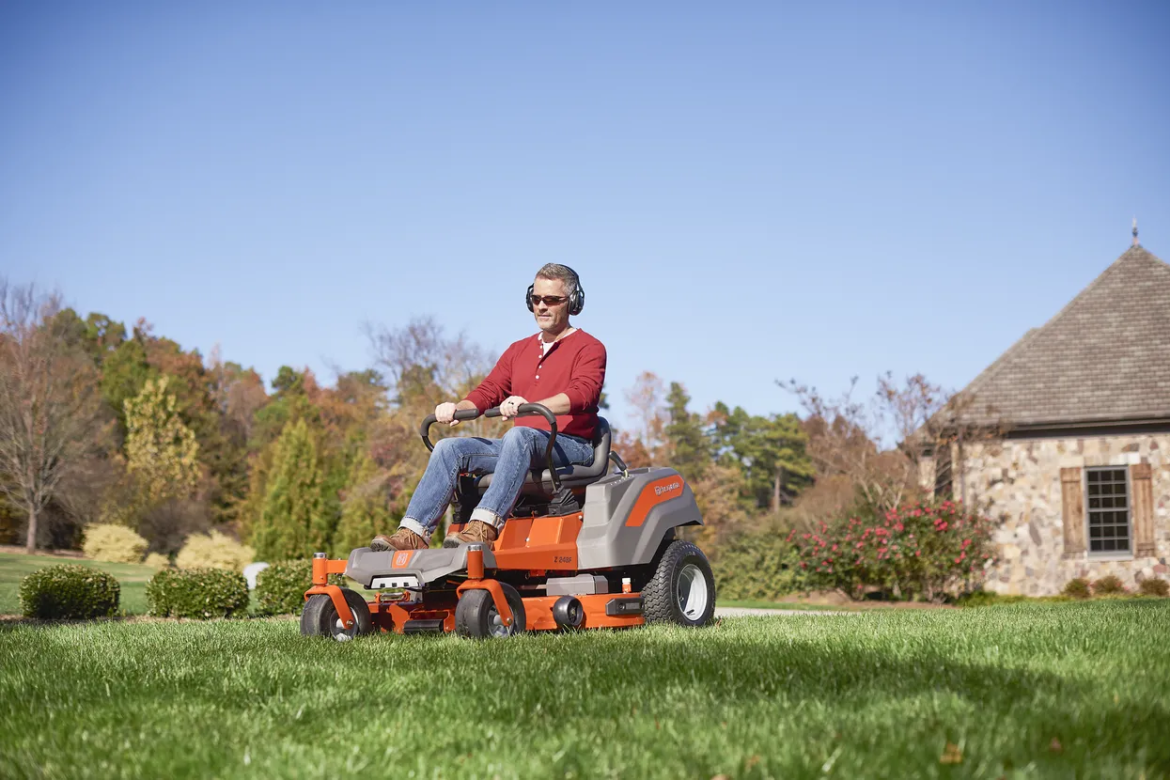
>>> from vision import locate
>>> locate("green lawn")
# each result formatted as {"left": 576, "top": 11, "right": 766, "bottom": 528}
{"left": 0, "top": 552, "right": 158, "bottom": 616}
{"left": 718, "top": 599, "right": 854, "bottom": 611}
{"left": 2, "top": 602, "right": 1167, "bottom": 778}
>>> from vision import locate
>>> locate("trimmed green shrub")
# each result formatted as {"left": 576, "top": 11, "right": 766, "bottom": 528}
{"left": 712, "top": 531, "right": 802, "bottom": 601}
{"left": 146, "top": 568, "right": 249, "bottom": 619}
{"left": 82, "top": 524, "right": 148, "bottom": 564}
{"left": 175, "top": 530, "right": 254, "bottom": 572}
{"left": 1139, "top": 578, "right": 1170, "bottom": 597}
{"left": 254, "top": 560, "right": 347, "bottom": 616}
{"left": 712, "top": 499, "right": 997, "bottom": 603}
{"left": 1092, "top": 575, "right": 1126, "bottom": 596}
{"left": 19, "top": 565, "right": 120, "bottom": 619}
{"left": 255, "top": 561, "right": 312, "bottom": 615}
{"left": 1062, "top": 578, "right": 1092, "bottom": 599}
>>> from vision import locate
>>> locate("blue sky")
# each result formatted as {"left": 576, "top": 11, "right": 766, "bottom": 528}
{"left": 2, "top": 1, "right": 1168, "bottom": 431}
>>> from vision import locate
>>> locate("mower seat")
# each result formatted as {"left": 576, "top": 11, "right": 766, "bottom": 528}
{"left": 476, "top": 417, "right": 612, "bottom": 494}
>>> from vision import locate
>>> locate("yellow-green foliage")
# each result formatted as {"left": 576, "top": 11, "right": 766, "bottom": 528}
{"left": 124, "top": 376, "right": 201, "bottom": 504}
{"left": 144, "top": 552, "right": 170, "bottom": 568}
{"left": 332, "top": 451, "right": 393, "bottom": 557}
{"left": 82, "top": 524, "right": 148, "bottom": 563}
{"left": 250, "top": 420, "right": 327, "bottom": 560}
{"left": 175, "top": 530, "right": 254, "bottom": 572}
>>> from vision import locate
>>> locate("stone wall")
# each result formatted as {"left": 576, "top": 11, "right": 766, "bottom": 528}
{"left": 948, "top": 433, "right": 1169, "bottom": 595}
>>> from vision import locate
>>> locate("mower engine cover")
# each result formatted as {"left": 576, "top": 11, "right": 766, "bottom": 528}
{"left": 575, "top": 466, "right": 701, "bottom": 568}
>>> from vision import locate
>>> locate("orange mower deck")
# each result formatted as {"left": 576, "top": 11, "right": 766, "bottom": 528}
{"left": 305, "top": 514, "right": 646, "bottom": 634}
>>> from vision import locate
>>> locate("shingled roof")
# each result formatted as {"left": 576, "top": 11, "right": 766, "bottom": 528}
{"left": 953, "top": 244, "right": 1170, "bottom": 429}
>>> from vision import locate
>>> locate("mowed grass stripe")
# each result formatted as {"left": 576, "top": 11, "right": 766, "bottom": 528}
{"left": 1, "top": 602, "right": 1168, "bottom": 779}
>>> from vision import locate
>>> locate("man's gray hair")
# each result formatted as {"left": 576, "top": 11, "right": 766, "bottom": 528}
{"left": 535, "top": 263, "right": 580, "bottom": 296}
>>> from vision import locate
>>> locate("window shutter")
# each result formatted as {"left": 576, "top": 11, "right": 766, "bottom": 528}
{"left": 1061, "top": 467, "right": 1085, "bottom": 558}
{"left": 1130, "top": 463, "right": 1155, "bottom": 557}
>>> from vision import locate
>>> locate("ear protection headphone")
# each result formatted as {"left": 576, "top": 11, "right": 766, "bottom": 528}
{"left": 526, "top": 266, "right": 585, "bottom": 316}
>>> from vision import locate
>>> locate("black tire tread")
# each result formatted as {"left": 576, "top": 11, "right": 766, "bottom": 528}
{"left": 455, "top": 584, "right": 526, "bottom": 639}
{"left": 300, "top": 588, "right": 372, "bottom": 639}
{"left": 642, "top": 540, "right": 716, "bottom": 627}
{"left": 455, "top": 589, "right": 493, "bottom": 638}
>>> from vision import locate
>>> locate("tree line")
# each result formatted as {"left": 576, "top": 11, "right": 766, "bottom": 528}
{"left": 1, "top": 281, "right": 958, "bottom": 566}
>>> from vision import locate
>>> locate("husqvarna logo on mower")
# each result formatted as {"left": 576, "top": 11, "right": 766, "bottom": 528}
{"left": 654, "top": 481, "right": 681, "bottom": 497}
{"left": 625, "top": 477, "right": 687, "bottom": 528}
{"left": 392, "top": 551, "right": 413, "bottom": 568}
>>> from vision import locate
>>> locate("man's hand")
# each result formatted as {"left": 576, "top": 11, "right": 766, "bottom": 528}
{"left": 436, "top": 402, "right": 460, "bottom": 427}
{"left": 499, "top": 395, "right": 528, "bottom": 420}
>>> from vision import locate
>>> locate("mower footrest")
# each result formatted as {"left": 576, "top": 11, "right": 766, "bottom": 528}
{"left": 402, "top": 618, "right": 447, "bottom": 634}
{"left": 605, "top": 596, "right": 643, "bottom": 617}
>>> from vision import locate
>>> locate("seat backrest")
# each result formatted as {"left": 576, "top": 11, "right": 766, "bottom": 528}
{"left": 541, "top": 416, "right": 611, "bottom": 489}
{"left": 591, "top": 417, "right": 612, "bottom": 470}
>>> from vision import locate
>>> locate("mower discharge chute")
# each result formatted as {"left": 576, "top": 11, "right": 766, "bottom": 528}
{"left": 301, "top": 403, "right": 716, "bottom": 640}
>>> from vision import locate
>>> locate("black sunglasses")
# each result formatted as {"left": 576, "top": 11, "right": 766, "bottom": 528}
{"left": 530, "top": 294, "right": 568, "bottom": 306}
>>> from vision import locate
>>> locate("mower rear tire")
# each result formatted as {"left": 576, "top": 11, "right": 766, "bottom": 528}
{"left": 455, "top": 583, "right": 526, "bottom": 639}
{"left": 642, "top": 540, "right": 716, "bottom": 627}
{"left": 300, "top": 588, "right": 372, "bottom": 641}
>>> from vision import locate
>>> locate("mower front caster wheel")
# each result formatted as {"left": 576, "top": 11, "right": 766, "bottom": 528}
{"left": 456, "top": 584, "right": 526, "bottom": 639}
{"left": 301, "top": 588, "right": 372, "bottom": 641}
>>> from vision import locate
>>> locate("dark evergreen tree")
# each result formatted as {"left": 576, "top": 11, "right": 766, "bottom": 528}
{"left": 664, "top": 382, "right": 710, "bottom": 483}
{"left": 710, "top": 402, "right": 814, "bottom": 510}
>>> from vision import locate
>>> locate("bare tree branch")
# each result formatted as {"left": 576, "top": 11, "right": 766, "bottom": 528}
{"left": 0, "top": 280, "right": 107, "bottom": 552}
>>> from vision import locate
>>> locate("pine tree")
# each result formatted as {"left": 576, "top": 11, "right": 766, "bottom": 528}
{"left": 331, "top": 451, "right": 393, "bottom": 557}
{"left": 236, "top": 441, "right": 276, "bottom": 542}
{"left": 664, "top": 382, "right": 709, "bottom": 483}
{"left": 124, "top": 376, "right": 201, "bottom": 505}
{"left": 711, "top": 404, "right": 814, "bottom": 511}
{"left": 252, "top": 419, "right": 327, "bottom": 560}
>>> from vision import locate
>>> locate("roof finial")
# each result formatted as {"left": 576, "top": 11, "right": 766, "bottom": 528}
{"left": 1133, "top": 217, "right": 1140, "bottom": 247}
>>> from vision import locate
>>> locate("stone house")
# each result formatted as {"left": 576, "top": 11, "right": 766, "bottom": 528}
{"left": 922, "top": 238, "right": 1170, "bottom": 595}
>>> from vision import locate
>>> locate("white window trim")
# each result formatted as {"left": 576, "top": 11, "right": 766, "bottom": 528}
{"left": 1083, "top": 465, "right": 1134, "bottom": 560}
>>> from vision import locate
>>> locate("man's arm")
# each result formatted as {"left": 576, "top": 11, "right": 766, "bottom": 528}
{"left": 464, "top": 343, "right": 515, "bottom": 412}
{"left": 437, "top": 343, "right": 516, "bottom": 426}
{"left": 563, "top": 341, "right": 606, "bottom": 413}
{"left": 527, "top": 393, "right": 571, "bottom": 415}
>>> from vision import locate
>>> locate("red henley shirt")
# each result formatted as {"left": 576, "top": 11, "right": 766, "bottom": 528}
{"left": 465, "top": 329, "right": 607, "bottom": 441}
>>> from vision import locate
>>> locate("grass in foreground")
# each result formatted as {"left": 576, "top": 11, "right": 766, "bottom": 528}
{"left": 0, "top": 552, "right": 157, "bottom": 616}
{"left": 2, "top": 602, "right": 1168, "bottom": 779}
{"left": 717, "top": 599, "right": 853, "bottom": 611}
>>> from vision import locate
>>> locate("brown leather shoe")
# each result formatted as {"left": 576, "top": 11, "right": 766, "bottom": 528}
{"left": 442, "top": 519, "right": 499, "bottom": 548}
{"left": 370, "top": 527, "right": 429, "bottom": 552}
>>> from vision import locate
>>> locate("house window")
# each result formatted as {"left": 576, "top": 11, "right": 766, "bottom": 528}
{"left": 1086, "top": 467, "right": 1131, "bottom": 554}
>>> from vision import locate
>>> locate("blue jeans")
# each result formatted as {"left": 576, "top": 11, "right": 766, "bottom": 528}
{"left": 399, "top": 427, "right": 595, "bottom": 541}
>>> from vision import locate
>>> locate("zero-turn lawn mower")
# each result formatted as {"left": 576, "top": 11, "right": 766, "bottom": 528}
{"left": 301, "top": 403, "right": 716, "bottom": 640}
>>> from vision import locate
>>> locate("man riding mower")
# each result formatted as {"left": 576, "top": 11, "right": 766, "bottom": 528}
{"left": 301, "top": 265, "right": 716, "bottom": 639}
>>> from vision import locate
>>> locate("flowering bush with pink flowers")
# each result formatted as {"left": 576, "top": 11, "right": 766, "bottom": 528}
{"left": 787, "top": 499, "right": 997, "bottom": 602}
